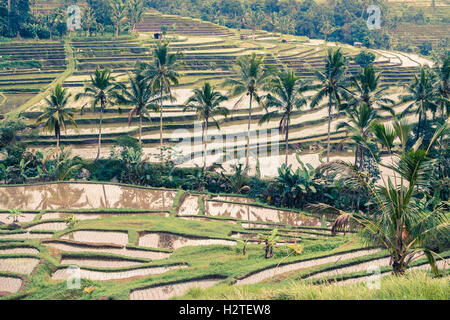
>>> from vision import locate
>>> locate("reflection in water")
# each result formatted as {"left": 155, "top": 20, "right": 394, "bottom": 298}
{"left": 41, "top": 212, "right": 169, "bottom": 221}
{"left": 177, "top": 195, "right": 200, "bottom": 216}
{"left": 210, "top": 196, "right": 256, "bottom": 204}
{"left": 0, "top": 183, "right": 176, "bottom": 210}
{"left": 206, "top": 201, "right": 321, "bottom": 227}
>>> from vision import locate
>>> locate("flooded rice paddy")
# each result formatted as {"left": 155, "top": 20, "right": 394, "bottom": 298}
{"left": 130, "top": 278, "right": 221, "bottom": 300}
{"left": 43, "top": 241, "right": 171, "bottom": 260}
{"left": 60, "top": 257, "right": 144, "bottom": 268}
{"left": 0, "top": 276, "right": 22, "bottom": 294}
{"left": 205, "top": 201, "right": 322, "bottom": 227}
{"left": 52, "top": 265, "right": 181, "bottom": 281}
{"left": 0, "top": 257, "right": 40, "bottom": 275}
{"left": 0, "top": 247, "right": 39, "bottom": 255}
{"left": 236, "top": 249, "right": 381, "bottom": 285}
{"left": 60, "top": 230, "right": 129, "bottom": 246}
{"left": 40, "top": 211, "right": 169, "bottom": 221}
{"left": 138, "top": 232, "right": 236, "bottom": 250}
{"left": 0, "top": 183, "right": 176, "bottom": 210}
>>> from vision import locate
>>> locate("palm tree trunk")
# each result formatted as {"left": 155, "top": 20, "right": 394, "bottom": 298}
{"left": 56, "top": 129, "right": 60, "bottom": 150}
{"left": 115, "top": 24, "right": 119, "bottom": 37}
{"left": 139, "top": 114, "right": 142, "bottom": 145}
{"left": 202, "top": 120, "right": 208, "bottom": 170}
{"left": 327, "top": 98, "right": 332, "bottom": 163}
{"left": 356, "top": 147, "right": 363, "bottom": 210}
{"left": 246, "top": 93, "right": 253, "bottom": 169}
{"left": 160, "top": 86, "right": 164, "bottom": 165}
{"left": 284, "top": 120, "right": 289, "bottom": 166}
{"left": 96, "top": 106, "right": 104, "bottom": 161}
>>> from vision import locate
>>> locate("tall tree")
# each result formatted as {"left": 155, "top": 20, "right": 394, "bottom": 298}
{"left": 223, "top": 53, "right": 275, "bottom": 169}
{"left": 184, "top": 82, "right": 229, "bottom": 170}
{"left": 109, "top": 0, "right": 127, "bottom": 37}
{"left": 36, "top": 84, "right": 77, "bottom": 150}
{"left": 127, "top": 0, "right": 144, "bottom": 31}
{"left": 349, "top": 64, "right": 394, "bottom": 109}
{"left": 75, "top": 68, "right": 117, "bottom": 160}
{"left": 259, "top": 69, "right": 310, "bottom": 165}
{"left": 139, "top": 41, "right": 183, "bottom": 164}
{"left": 336, "top": 103, "right": 379, "bottom": 170}
{"left": 310, "top": 48, "right": 350, "bottom": 162}
{"left": 400, "top": 67, "right": 439, "bottom": 138}
{"left": 244, "top": 8, "right": 265, "bottom": 39}
{"left": 114, "top": 70, "right": 162, "bottom": 144}
{"left": 434, "top": 54, "right": 450, "bottom": 120}
{"left": 315, "top": 121, "right": 449, "bottom": 276}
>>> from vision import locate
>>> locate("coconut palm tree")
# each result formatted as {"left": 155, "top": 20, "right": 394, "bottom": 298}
{"left": 336, "top": 103, "right": 380, "bottom": 170}
{"left": 139, "top": 41, "right": 183, "bottom": 164}
{"left": 75, "top": 68, "right": 118, "bottom": 160}
{"left": 315, "top": 120, "right": 449, "bottom": 275}
{"left": 36, "top": 84, "right": 77, "bottom": 150}
{"left": 310, "top": 48, "right": 350, "bottom": 163}
{"left": 244, "top": 8, "right": 265, "bottom": 40}
{"left": 348, "top": 64, "right": 394, "bottom": 110}
{"left": 127, "top": 0, "right": 144, "bottom": 32}
{"left": 114, "top": 70, "right": 163, "bottom": 144}
{"left": 110, "top": 0, "right": 128, "bottom": 37}
{"left": 400, "top": 67, "right": 439, "bottom": 138}
{"left": 259, "top": 69, "right": 310, "bottom": 165}
{"left": 223, "top": 53, "right": 275, "bottom": 169}
{"left": 433, "top": 54, "right": 450, "bottom": 120}
{"left": 184, "top": 82, "right": 229, "bottom": 170}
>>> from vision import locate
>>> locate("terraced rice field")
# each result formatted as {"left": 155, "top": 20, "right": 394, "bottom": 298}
{"left": 1, "top": 8, "right": 447, "bottom": 300}
{"left": 0, "top": 182, "right": 425, "bottom": 300}
{"left": 0, "top": 11, "right": 431, "bottom": 176}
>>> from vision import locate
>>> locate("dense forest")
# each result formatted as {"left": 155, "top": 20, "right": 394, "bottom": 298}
{"left": 0, "top": 0, "right": 449, "bottom": 53}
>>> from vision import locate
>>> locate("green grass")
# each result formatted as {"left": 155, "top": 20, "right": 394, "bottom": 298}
{"left": 179, "top": 271, "right": 450, "bottom": 300}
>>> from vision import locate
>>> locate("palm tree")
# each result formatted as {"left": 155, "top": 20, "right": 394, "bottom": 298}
{"left": 271, "top": 13, "right": 296, "bottom": 38}
{"left": 114, "top": 70, "right": 162, "bottom": 144}
{"left": 310, "top": 48, "right": 350, "bottom": 162}
{"left": 336, "top": 103, "right": 380, "bottom": 210}
{"left": 349, "top": 64, "right": 394, "bottom": 110}
{"left": 223, "top": 53, "right": 275, "bottom": 169}
{"left": 184, "top": 82, "right": 229, "bottom": 170}
{"left": 82, "top": 6, "right": 95, "bottom": 37}
{"left": 259, "top": 69, "right": 310, "bottom": 165}
{"left": 400, "top": 67, "right": 439, "bottom": 137}
{"left": 315, "top": 120, "right": 449, "bottom": 275}
{"left": 244, "top": 9, "right": 265, "bottom": 40}
{"left": 36, "top": 84, "right": 77, "bottom": 150}
{"left": 75, "top": 68, "right": 117, "bottom": 160}
{"left": 139, "top": 41, "right": 183, "bottom": 164}
{"left": 127, "top": 0, "right": 144, "bottom": 31}
{"left": 433, "top": 54, "right": 450, "bottom": 120}
{"left": 110, "top": 0, "right": 127, "bottom": 37}
{"left": 336, "top": 103, "right": 380, "bottom": 170}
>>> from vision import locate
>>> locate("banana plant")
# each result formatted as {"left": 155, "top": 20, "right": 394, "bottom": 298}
{"left": 237, "top": 238, "right": 250, "bottom": 256}
{"left": 276, "top": 154, "right": 317, "bottom": 208}
{"left": 258, "top": 228, "right": 279, "bottom": 259}
{"left": 7, "top": 208, "right": 24, "bottom": 223}
{"left": 65, "top": 215, "right": 77, "bottom": 229}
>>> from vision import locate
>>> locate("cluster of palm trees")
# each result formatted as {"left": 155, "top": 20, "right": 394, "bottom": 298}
{"left": 37, "top": 43, "right": 449, "bottom": 175}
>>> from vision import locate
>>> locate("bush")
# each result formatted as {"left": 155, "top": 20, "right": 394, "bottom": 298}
{"left": 354, "top": 50, "right": 375, "bottom": 67}
{"left": 36, "top": 26, "right": 51, "bottom": 39}
{"left": 419, "top": 41, "right": 433, "bottom": 56}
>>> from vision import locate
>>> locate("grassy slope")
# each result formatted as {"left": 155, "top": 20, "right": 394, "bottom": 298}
{"left": 179, "top": 271, "right": 449, "bottom": 300}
